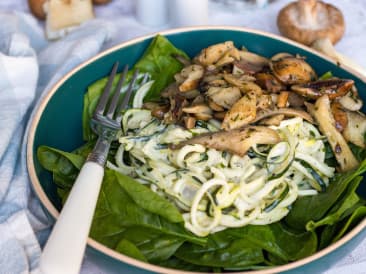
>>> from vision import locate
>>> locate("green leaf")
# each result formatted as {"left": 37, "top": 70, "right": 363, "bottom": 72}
{"left": 331, "top": 205, "right": 366, "bottom": 242}
{"left": 349, "top": 143, "right": 366, "bottom": 162}
{"left": 319, "top": 71, "right": 333, "bottom": 80}
{"left": 226, "top": 223, "right": 317, "bottom": 262}
{"left": 306, "top": 177, "right": 362, "bottom": 231}
{"left": 176, "top": 238, "right": 264, "bottom": 268}
{"left": 134, "top": 35, "right": 189, "bottom": 101}
{"left": 115, "top": 239, "right": 147, "bottom": 262}
{"left": 90, "top": 170, "right": 205, "bottom": 250}
{"left": 319, "top": 201, "right": 366, "bottom": 249}
{"left": 114, "top": 171, "right": 183, "bottom": 223}
{"left": 117, "top": 227, "right": 184, "bottom": 262}
{"left": 37, "top": 146, "right": 85, "bottom": 172}
{"left": 174, "top": 223, "right": 316, "bottom": 270}
{"left": 285, "top": 158, "right": 366, "bottom": 230}
{"left": 158, "top": 257, "right": 213, "bottom": 272}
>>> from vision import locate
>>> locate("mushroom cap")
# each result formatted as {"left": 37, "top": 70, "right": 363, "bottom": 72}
{"left": 277, "top": 0, "right": 345, "bottom": 46}
{"left": 28, "top": 0, "right": 47, "bottom": 20}
{"left": 93, "top": 0, "right": 112, "bottom": 5}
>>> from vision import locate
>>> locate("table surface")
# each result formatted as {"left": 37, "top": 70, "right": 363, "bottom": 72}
{"left": 2, "top": 0, "right": 366, "bottom": 273}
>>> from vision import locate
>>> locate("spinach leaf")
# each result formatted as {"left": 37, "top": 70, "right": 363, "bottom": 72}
{"left": 306, "top": 177, "right": 362, "bottom": 231}
{"left": 349, "top": 143, "right": 366, "bottom": 162}
{"left": 115, "top": 239, "right": 147, "bottom": 262}
{"left": 90, "top": 170, "right": 205, "bottom": 250}
{"left": 285, "top": 158, "right": 366, "bottom": 230}
{"left": 134, "top": 35, "right": 189, "bottom": 101}
{"left": 114, "top": 172, "right": 183, "bottom": 223}
{"left": 158, "top": 257, "right": 213, "bottom": 272}
{"left": 176, "top": 238, "right": 264, "bottom": 268}
{"left": 117, "top": 227, "right": 184, "bottom": 263}
{"left": 37, "top": 143, "right": 93, "bottom": 202}
{"left": 331, "top": 205, "right": 366, "bottom": 242}
{"left": 226, "top": 223, "right": 317, "bottom": 262}
{"left": 174, "top": 223, "right": 316, "bottom": 270}
{"left": 37, "top": 146, "right": 85, "bottom": 172}
{"left": 319, "top": 203, "right": 366, "bottom": 249}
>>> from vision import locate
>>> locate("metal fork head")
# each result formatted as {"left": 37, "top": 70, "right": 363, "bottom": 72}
{"left": 87, "top": 62, "right": 144, "bottom": 165}
{"left": 91, "top": 62, "right": 140, "bottom": 139}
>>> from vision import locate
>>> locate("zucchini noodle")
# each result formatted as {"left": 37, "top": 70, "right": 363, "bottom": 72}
{"left": 111, "top": 110, "right": 335, "bottom": 236}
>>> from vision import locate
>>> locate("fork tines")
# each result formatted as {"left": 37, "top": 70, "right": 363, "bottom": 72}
{"left": 94, "top": 62, "right": 140, "bottom": 122}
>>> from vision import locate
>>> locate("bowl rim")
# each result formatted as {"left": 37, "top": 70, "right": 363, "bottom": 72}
{"left": 27, "top": 25, "right": 366, "bottom": 274}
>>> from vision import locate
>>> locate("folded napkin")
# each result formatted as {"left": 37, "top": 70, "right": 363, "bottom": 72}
{"left": 0, "top": 11, "right": 116, "bottom": 274}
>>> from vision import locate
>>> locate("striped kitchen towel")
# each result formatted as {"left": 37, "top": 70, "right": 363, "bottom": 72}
{"left": 0, "top": 11, "right": 116, "bottom": 274}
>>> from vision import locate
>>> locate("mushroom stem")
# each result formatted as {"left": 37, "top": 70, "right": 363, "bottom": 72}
{"left": 298, "top": 0, "right": 318, "bottom": 28}
{"left": 312, "top": 38, "right": 366, "bottom": 77}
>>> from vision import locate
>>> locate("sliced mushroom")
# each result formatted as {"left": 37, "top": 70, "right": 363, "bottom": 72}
{"left": 255, "top": 72, "right": 286, "bottom": 93}
{"left": 143, "top": 102, "right": 169, "bottom": 120}
{"left": 180, "top": 89, "right": 201, "bottom": 99}
{"left": 182, "top": 104, "right": 213, "bottom": 121}
{"left": 287, "top": 92, "right": 305, "bottom": 107}
{"left": 191, "top": 94, "right": 205, "bottom": 105}
{"left": 343, "top": 111, "right": 366, "bottom": 148}
{"left": 214, "top": 111, "right": 227, "bottom": 120}
{"left": 339, "top": 88, "right": 363, "bottom": 111}
{"left": 220, "top": 106, "right": 313, "bottom": 128}
{"left": 271, "top": 56, "right": 317, "bottom": 85}
{"left": 254, "top": 107, "right": 314, "bottom": 124}
{"left": 206, "top": 86, "right": 242, "bottom": 109}
{"left": 222, "top": 92, "right": 257, "bottom": 130}
{"left": 164, "top": 94, "right": 188, "bottom": 124}
{"left": 182, "top": 104, "right": 212, "bottom": 116}
{"left": 184, "top": 116, "right": 197, "bottom": 129}
{"left": 271, "top": 53, "right": 293, "bottom": 62}
{"left": 175, "top": 64, "right": 204, "bottom": 92}
{"left": 195, "top": 41, "right": 235, "bottom": 67}
{"left": 239, "top": 81, "right": 263, "bottom": 96}
{"left": 223, "top": 73, "right": 256, "bottom": 89}
{"left": 233, "top": 51, "right": 269, "bottom": 74}
{"left": 257, "top": 94, "right": 273, "bottom": 110}
{"left": 291, "top": 78, "right": 354, "bottom": 100}
{"left": 331, "top": 102, "right": 348, "bottom": 132}
{"left": 161, "top": 82, "right": 179, "bottom": 98}
{"left": 277, "top": 91, "right": 289, "bottom": 108}
{"left": 277, "top": 0, "right": 345, "bottom": 46}
{"left": 306, "top": 95, "right": 359, "bottom": 172}
{"left": 199, "top": 73, "right": 227, "bottom": 93}
{"left": 213, "top": 48, "right": 241, "bottom": 68}
{"left": 171, "top": 126, "right": 281, "bottom": 157}
{"left": 195, "top": 113, "right": 213, "bottom": 121}
{"left": 259, "top": 114, "right": 285, "bottom": 126}
{"left": 207, "top": 98, "right": 225, "bottom": 112}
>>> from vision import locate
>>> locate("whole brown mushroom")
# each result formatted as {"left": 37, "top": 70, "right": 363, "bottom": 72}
{"left": 93, "top": 0, "right": 112, "bottom": 4}
{"left": 28, "top": 0, "right": 47, "bottom": 20}
{"left": 277, "top": 0, "right": 345, "bottom": 46}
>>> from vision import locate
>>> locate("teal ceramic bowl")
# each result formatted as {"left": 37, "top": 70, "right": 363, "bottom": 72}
{"left": 27, "top": 26, "right": 366, "bottom": 274}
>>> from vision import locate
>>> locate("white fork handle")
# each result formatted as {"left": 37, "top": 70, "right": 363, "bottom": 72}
{"left": 40, "top": 161, "right": 104, "bottom": 274}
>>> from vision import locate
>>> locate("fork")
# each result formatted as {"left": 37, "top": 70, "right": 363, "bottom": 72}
{"left": 40, "top": 62, "right": 144, "bottom": 274}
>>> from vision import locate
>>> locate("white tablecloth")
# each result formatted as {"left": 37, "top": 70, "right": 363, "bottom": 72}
{"left": 1, "top": 0, "right": 366, "bottom": 273}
